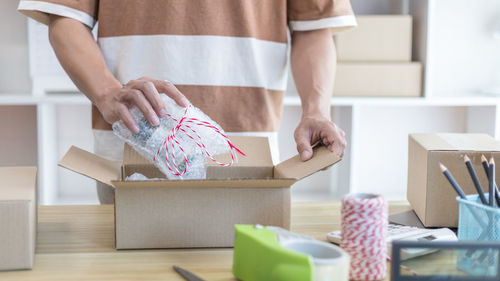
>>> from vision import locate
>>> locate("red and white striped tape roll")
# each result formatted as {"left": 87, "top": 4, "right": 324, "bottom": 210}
{"left": 341, "top": 193, "right": 388, "bottom": 281}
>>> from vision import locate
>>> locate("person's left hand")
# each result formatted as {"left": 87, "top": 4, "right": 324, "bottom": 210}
{"left": 294, "top": 115, "right": 346, "bottom": 161}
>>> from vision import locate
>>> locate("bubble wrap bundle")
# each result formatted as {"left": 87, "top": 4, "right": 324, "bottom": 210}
{"left": 112, "top": 94, "right": 243, "bottom": 180}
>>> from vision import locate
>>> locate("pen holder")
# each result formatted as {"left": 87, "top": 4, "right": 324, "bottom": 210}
{"left": 456, "top": 194, "right": 500, "bottom": 276}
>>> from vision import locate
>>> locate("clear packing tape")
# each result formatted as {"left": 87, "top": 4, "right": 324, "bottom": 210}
{"left": 113, "top": 94, "right": 245, "bottom": 180}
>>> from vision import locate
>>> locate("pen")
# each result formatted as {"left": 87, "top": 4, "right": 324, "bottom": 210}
{"left": 440, "top": 163, "right": 467, "bottom": 199}
{"left": 463, "top": 155, "right": 488, "bottom": 205}
{"left": 440, "top": 162, "right": 489, "bottom": 258}
{"left": 489, "top": 158, "right": 495, "bottom": 207}
{"left": 481, "top": 155, "right": 500, "bottom": 206}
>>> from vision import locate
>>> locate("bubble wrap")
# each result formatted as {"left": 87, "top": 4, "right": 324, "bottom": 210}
{"left": 125, "top": 173, "right": 162, "bottom": 181}
{"left": 112, "top": 94, "right": 232, "bottom": 179}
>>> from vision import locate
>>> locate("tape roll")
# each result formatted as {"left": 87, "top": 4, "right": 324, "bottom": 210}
{"left": 341, "top": 193, "right": 388, "bottom": 280}
{"left": 282, "top": 239, "right": 350, "bottom": 281}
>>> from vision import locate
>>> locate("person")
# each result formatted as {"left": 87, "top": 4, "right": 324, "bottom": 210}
{"left": 18, "top": 0, "right": 355, "bottom": 204}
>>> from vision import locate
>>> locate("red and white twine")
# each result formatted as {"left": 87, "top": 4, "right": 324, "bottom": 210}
{"left": 153, "top": 105, "right": 245, "bottom": 177}
{"left": 341, "top": 193, "right": 388, "bottom": 281}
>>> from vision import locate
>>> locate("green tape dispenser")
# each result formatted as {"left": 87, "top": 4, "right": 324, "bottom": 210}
{"left": 233, "top": 224, "right": 350, "bottom": 281}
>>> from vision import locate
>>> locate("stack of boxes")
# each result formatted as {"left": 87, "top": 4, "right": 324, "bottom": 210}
{"left": 334, "top": 15, "right": 422, "bottom": 97}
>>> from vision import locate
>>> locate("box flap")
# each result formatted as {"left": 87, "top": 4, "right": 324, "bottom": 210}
{"left": 0, "top": 167, "right": 37, "bottom": 201}
{"left": 274, "top": 145, "right": 342, "bottom": 180}
{"left": 410, "top": 133, "right": 500, "bottom": 151}
{"left": 112, "top": 178, "right": 296, "bottom": 189}
{"left": 59, "top": 146, "right": 121, "bottom": 187}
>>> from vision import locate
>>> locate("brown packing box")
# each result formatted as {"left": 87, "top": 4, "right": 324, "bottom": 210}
{"left": 59, "top": 136, "right": 341, "bottom": 249}
{"left": 334, "top": 15, "right": 412, "bottom": 62}
{"left": 333, "top": 62, "right": 422, "bottom": 97}
{"left": 0, "top": 167, "right": 37, "bottom": 271}
{"left": 407, "top": 134, "right": 500, "bottom": 227}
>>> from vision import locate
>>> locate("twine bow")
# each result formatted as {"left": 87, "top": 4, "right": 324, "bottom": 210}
{"left": 153, "top": 105, "right": 246, "bottom": 177}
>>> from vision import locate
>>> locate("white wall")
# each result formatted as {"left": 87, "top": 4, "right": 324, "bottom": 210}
{"left": 56, "top": 104, "right": 97, "bottom": 204}
{"left": 0, "top": 0, "right": 31, "bottom": 94}
{"left": 427, "top": 0, "right": 500, "bottom": 96}
{"left": 350, "top": 106, "right": 468, "bottom": 200}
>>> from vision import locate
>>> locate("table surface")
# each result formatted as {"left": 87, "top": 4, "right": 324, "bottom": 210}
{"left": 0, "top": 201, "right": 412, "bottom": 281}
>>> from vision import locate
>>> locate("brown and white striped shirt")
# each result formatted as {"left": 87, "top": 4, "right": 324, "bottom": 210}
{"left": 19, "top": 0, "right": 356, "bottom": 132}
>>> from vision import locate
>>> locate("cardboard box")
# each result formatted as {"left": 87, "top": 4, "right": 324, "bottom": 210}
{"left": 333, "top": 62, "right": 422, "bottom": 97}
{"left": 334, "top": 15, "right": 412, "bottom": 62}
{"left": 0, "top": 167, "right": 37, "bottom": 271}
{"left": 407, "top": 134, "right": 500, "bottom": 227}
{"left": 59, "top": 136, "right": 340, "bottom": 249}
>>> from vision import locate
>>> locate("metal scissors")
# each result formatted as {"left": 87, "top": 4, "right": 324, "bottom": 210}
{"left": 173, "top": 265, "right": 206, "bottom": 281}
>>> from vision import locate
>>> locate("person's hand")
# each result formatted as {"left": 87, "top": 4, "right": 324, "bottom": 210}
{"left": 294, "top": 115, "right": 346, "bottom": 161}
{"left": 95, "top": 77, "right": 190, "bottom": 133}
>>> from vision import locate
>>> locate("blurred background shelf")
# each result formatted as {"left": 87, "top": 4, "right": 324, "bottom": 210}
{"left": 284, "top": 96, "right": 500, "bottom": 107}
{"left": 1, "top": 0, "right": 500, "bottom": 205}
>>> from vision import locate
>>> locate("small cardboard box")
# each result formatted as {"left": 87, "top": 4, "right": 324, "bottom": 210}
{"left": 59, "top": 136, "right": 340, "bottom": 249}
{"left": 333, "top": 62, "right": 422, "bottom": 97}
{"left": 0, "top": 167, "right": 37, "bottom": 271}
{"left": 407, "top": 134, "right": 500, "bottom": 227}
{"left": 334, "top": 15, "right": 412, "bottom": 62}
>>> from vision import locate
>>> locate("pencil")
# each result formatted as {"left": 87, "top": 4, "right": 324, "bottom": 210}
{"left": 440, "top": 162, "right": 491, "bottom": 258}
{"left": 489, "top": 158, "right": 495, "bottom": 207}
{"left": 464, "top": 155, "right": 488, "bottom": 205}
{"left": 481, "top": 155, "right": 500, "bottom": 206}
{"left": 440, "top": 163, "right": 467, "bottom": 199}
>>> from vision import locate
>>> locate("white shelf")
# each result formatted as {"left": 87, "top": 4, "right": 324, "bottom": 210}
{"left": 43, "top": 94, "right": 90, "bottom": 104}
{"left": 0, "top": 94, "right": 38, "bottom": 105}
{"left": 2, "top": 93, "right": 498, "bottom": 108}
{"left": 3, "top": 93, "right": 498, "bottom": 108}
{"left": 283, "top": 95, "right": 500, "bottom": 107}
{"left": 0, "top": 93, "right": 90, "bottom": 105}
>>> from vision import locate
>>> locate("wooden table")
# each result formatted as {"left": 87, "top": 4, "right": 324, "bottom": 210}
{"left": 0, "top": 201, "right": 412, "bottom": 281}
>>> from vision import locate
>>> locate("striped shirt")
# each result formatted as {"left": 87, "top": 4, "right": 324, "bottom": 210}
{"left": 18, "top": 0, "right": 356, "bottom": 132}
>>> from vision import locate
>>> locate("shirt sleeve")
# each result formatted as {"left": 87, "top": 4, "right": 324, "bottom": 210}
{"left": 287, "top": 0, "right": 356, "bottom": 33}
{"left": 18, "top": 0, "right": 98, "bottom": 28}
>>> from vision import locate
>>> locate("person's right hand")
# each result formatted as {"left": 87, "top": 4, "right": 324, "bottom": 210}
{"left": 95, "top": 77, "right": 190, "bottom": 134}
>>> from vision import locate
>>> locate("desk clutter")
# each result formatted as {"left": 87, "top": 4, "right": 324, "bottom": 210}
{"left": 3, "top": 132, "right": 500, "bottom": 280}
{"left": 407, "top": 133, "right": 500, "bottom": 227}
{"left": 439, "top": 151, "right": 500, "bottom": 276}
{"left": 398, "top": 133, "right": 500, "bottom": 279}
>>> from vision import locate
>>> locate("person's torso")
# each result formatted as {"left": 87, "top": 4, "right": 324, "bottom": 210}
{"left": 93, "top": 0, "right": 289, "bottom": 132}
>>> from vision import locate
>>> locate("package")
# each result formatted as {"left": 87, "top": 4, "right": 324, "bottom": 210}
{"left": 333, "top": 62, "right": 422, "bottom": 97}
{"left": 334, "top": 15, "right": 412, "bottom": 62}
{"left": 59, "top": 136, "right": 341, "bottom": 249}
{"left": 407, "top": 133, "right": 500, "bottom": 227}
{"left": 113, "top": 94, "right": 240, "bottom": 179}
{"left": 0, "top": 167, "right": 37, "bottom": 271}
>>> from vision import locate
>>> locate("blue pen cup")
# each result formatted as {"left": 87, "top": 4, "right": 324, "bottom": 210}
{"left": 456, "top": 194, "right": 500, "bottom": 276}
{"left": 457, "top": 194, "right": 500, "bottom": 241}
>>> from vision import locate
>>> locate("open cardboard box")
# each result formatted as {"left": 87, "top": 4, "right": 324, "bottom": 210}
{"left": 59, "top": 136, "right": 341, "bottom": 249}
